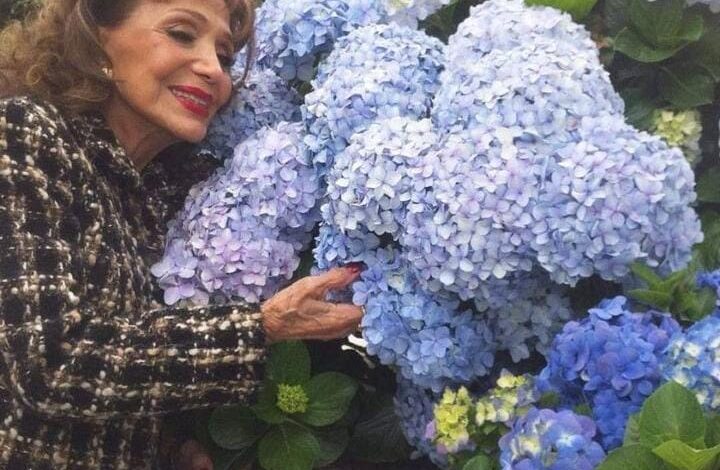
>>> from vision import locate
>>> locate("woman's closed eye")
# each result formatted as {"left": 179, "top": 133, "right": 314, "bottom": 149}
{"left": 167, "top": 28, "right": 233, "bottom": 70}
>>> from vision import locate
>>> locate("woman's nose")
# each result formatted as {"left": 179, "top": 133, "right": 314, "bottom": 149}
{"left": 193, "top": 46, "right": 225, "bottom": 83}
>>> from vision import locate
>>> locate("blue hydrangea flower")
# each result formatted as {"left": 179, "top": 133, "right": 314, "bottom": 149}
{"left": 200, "top": 68, "right": 301, "bottom": 162}
{"left": 498, "top": 408, "right": 606, "bottom": 470}
{"left": 394, "top": 375, "right": 448, "bottom": 466}
{"left": 663, "top": 312, "right": 720, "bottom": 410}
{"left": 351, "top": 247, "right": 496, "bottom": 391}
{"left": 698, "top": 270, "right": 720, "bottom": 301}
{"left": 536, "top": 296, "right": 680, "bottom": 449}
{"left": 303, "top": 23, "right": 444, "bottom": 171}
{"left": 153, "top": 122, "right": 321, "bottom": 305}
{"left": 253, "top": 0, "right": 387, "bottom": 81}
{"left": 323, "top": 117, "right": 438, "bottom": 238}
{"left": 529, "top": 114, "right": 701, "bottom": 284}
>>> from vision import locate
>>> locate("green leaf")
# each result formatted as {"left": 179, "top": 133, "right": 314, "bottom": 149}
{"left": 252, "top": 384, "right": 287, "bottom": 424}
{"left": 258, "top": 423, "right": 320, "bottom": 470}
{"left": 629, "top": 289, "right": 673, "bottom": 310}
{"left": 312, "top": 427, "right": 349, "bottom": 467}
{"left": 615, "top": 28, "right": 685, "bottom": 63}
{"left": 653, "top": 439, "right": 720, "bottom": 470}
{"left": 697, "top": 167, "right": 720, "bottom": 204}
{"left": 267, "top": 341, "right": 311, "bottom": 385}
{"left": 639, "top": 381, "right": 706, "bottom": 449}
{"left": 631, "top": 262, "right": 663, "bottom": 287}
{"left": 604, "top": 0, "right": 629, "bottom": 36}
{"left": 627, "top": 0, "right": 685, "bottom": 47}
{"left": 659, "top": 65, "right": 716, "bottom": 108}
{"left": 209, "top": 406, "right": 267, "bottom": 450}
{"left": 624, "top": 414, "right": 641, "bottom": 445}
{"left": 524, "top": 0, "right": 598, "bottom": 20}
{"left": 706, "top": 414, "right": 720, "bottom": 447}
{"left": 597, "top": 445, "right": 668, "bottom": 470}
{"left": 621, "top": 88, "right": 658, "bottom": 130}
{"left": 299, "top": 372, "right": 358, "bottom": 427}
{"left": 211, "top": 447, "right": 256, "bottom": 470}
{"left": 673, "top": 12, "right": 704, "bottom": 44}
{"left": 348, "top": 394, "right": 412, "bottom": 463}
{"left": 683, "top": 20, "right": 720, "bottom": 80}
{"left": 463, "top": 454, "right": 495, "bottom": 470}
{"left": 653, "top": 440, "right": 720, "bottom": 470}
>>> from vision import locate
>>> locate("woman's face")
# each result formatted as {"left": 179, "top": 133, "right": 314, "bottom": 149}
{"left": 100, "top": 0, "right": 235, "bottom": 143}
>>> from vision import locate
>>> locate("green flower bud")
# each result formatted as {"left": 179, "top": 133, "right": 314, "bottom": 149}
{"left": 276, "top": 384, "right": 309, "bottom": 414}
{"left": 651, "top": 109, "right": 702, "bottom": 167}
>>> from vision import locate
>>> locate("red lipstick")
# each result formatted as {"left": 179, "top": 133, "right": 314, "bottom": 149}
{"left": 170, "top": 86, "right": 213, "bottom": 118}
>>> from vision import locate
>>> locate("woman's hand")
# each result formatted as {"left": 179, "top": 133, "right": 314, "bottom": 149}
{"left": 261, "top": 265, "right": 364, "bottom": 342}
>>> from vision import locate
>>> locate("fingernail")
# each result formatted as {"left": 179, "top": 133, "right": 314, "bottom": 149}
{"left": 345, "top": 262, "right": 364, "bottom": 274}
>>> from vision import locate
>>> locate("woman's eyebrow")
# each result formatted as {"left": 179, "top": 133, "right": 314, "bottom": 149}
{"left": 169, "top": 7, "right": 233, "bottom": 43}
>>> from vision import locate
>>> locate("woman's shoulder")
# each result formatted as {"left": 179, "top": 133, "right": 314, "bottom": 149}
{"left": 0, "top": 95, "right": 67, "bottom": 128}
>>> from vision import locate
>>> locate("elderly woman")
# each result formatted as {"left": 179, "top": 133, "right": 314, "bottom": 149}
{"left": 0, "top": 0, "right": 364, "bottom": 469}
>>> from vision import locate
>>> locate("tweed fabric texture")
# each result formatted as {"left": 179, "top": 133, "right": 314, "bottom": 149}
{"left": 0, "top": 97, "right": 267, "bottom": 469}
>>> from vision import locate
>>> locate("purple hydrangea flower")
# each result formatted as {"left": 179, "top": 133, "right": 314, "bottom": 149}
{"left": 153, "top": 122, "right": 321, "bottom": 305}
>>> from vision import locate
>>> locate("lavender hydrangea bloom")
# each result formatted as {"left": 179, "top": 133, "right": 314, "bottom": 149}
{"left": 530, "top": 114, "right": 701, "bottom": 284}
{"left": 433, "top": 40, "right": 623, "bottom": 135}
{"left": 324, "top": 117, "right": 438, "bottom": 238}
{"left": 445, "top": 0, "right": 599, "bottom": 67}
{"left": 663, "top": 312, "right": 720, "bottom": 410}
{"left": 352, "top": 248, "right": 496, "bottom": 391}
{"left": 153, "top": 122, "right": 321, "bottom": 305}
{"left": 383, "top": 0, "right": 453, "bottom": 28}
{"left": 303, "top": 24, "right": 444, "bottom": 170}
{"left": 536, "top": 296, "right": 680, "bottom": 449}
{"left": 200, "top": 68, "right": 301, "bottom": 162}
{"left": 254, "top": 0, "right": 387, "bottom": 81}
{"left": 498, "top": 408, "right": 606, "bottom": 470}
{"left": 394, "top": 375, "right": 448, "bottom": 466}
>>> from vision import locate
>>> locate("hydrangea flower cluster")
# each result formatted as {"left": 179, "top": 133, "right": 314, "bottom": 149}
{"left": 200, "top": 68, "right": 301, "bottom": 162}
{"left": 426, "top": 0, "right": 701, "bottom": 286}
{"left": 651, "top": 109, "right": 703, "bottom": 167}
{"left": 252, "top": 0, "right": 387, "bottom": 81}
{"left": 383, "top": 0, "right": 453, "bottom": 28}
{"left": 475, "top": 371, "right": 539, "bottom": 428}
{"left": 153, "top": 122, "right": 320, "bottom": 305}
{"left": 536, "top": 296, "right": 680, "bottom": 449}
{"left": 662, "top": 312, "right": 720, "bottom": 410}
{"left": 351, "top": 246, "right": 497, "bottom": 391}
{"left": 426, "top": 387, "right": 475, "bottom": 455}
{"left": 498, "top": 408, "right": 606, "bottom": 470}
{"left": 276, "top": 384, "right": 310, "bottom": 414}
{"left": 303, "top": 24, "right": 444, "bottom": 170}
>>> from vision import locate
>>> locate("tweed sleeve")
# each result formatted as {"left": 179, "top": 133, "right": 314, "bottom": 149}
{"left": 0, "top": 98, "right": 267, "bottom": 421}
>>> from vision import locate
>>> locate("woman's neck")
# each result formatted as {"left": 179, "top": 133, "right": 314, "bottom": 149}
{"left": 102, "top": 97, "right": 178, "bottom": 171}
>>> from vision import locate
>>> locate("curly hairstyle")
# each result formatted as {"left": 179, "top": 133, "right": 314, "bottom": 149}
{"left": 0, "top": 0, "right": 256, "bottom": 114}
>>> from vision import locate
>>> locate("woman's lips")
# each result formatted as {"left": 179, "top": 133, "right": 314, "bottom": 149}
{"left": 170, "top": 86, "right": 212, "bottom": 118}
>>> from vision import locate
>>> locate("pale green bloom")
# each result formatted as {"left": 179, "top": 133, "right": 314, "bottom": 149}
{"left": 276, "top": 384, "right": 309, "bottom": 414}
{"left": 652, "top": 109, "right": 702, "bottom": 167}
{"left": 433, "top": 387, "right": 473, "bottom": 453}
{"left": 476, "top": 370, "right": 537, "bottom": 427}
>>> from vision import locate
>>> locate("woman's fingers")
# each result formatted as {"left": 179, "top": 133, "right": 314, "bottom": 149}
{"left": 305, "top": 265, "right": 362, "bottom": 298}
{"left": 300, "top": 300, "right": 363, "bottom": 339}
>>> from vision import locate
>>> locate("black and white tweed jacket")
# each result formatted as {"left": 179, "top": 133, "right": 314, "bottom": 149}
{"left": 0, "top": 96, "right": 267, "bottom": 469}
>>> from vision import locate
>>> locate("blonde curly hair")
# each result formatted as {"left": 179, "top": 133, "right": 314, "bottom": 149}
{"left": 0, "top": 0, "right": 255, "bottom": 114}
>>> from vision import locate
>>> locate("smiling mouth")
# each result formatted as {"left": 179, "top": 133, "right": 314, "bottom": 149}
{"left": 170, "top": 87, "right": 212, "bottom": 118}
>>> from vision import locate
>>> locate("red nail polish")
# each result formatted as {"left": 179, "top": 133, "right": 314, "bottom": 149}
{"left": 345, "top": 262, "right": 364, "bottom": 274}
